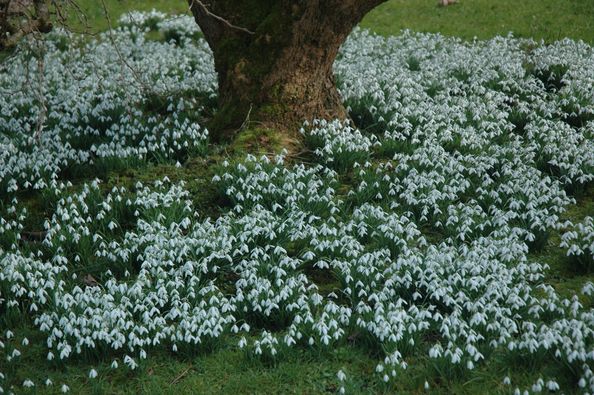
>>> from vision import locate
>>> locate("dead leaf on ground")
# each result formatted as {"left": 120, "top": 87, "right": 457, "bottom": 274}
{"left": 83, "top": 274, "right": 100, "bottom": 287}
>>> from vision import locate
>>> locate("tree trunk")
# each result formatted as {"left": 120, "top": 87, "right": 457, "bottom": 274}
{"left": 189, "top": 0, "right": 386, "bottom": 141}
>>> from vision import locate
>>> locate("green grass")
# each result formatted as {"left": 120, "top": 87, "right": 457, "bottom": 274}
{"left": 64, "top": 1, "right": 188, "bottom": 33}
{"left": 65, "top": 0, "right": 594, "bottom": 43}
{"left": 6, "top": 325, "right": 383, "bottom": 394}
{"left": 3, "top": 322, "right": 569, "bottom": 395}
{"left": 361, "top": 0, "right": 594, "bottom": 43}
{"left": 8, "top": 317, "right": 586, "bottom": 394}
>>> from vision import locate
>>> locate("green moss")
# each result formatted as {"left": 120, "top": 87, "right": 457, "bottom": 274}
{"left": 229, "top": 127, "right": 284, "bottom": 155}
{"left": 259, "top": 102, "right": 288, "bottom": 118}
{"left": 204, "top": 3, "right": 296, "bottom": 138}
{"left": 104, "top": 156, "right": 227, "bottom": 219}
{"left": 212, "top": 2, "right": 290, "bottom": 75}
{"left": 207, "top": 101, "right": 251, "bottom": 141}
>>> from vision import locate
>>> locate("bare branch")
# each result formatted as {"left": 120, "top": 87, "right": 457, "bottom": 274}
{"left": 189, "top": 0, "right": 255, "bottom": 35}
{"left": 98, "top": 0, "right": 152, "bottom": 95}
{"left": 34, "top": 41, "right": 47, "bottom": 143}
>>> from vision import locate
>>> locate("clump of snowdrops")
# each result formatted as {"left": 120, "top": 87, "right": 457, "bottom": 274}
{"left": 1, "top": 11, "right": 594, "bottom": 394}
{"left": 561, "top": 216, "right": 594, "bottom": 270}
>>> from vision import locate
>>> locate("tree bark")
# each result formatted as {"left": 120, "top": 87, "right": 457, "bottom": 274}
{"left": 188, "top": 0, "right": 387, "bottom": 141}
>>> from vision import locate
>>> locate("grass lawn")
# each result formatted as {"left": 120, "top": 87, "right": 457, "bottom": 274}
{"left": 1, "top": 1, "right": 594, "bottom": 395}
{"left": 362, "top": 0, "right": 594, "bottom": 43}
{"left": 70, "top": 0, "right": 594, "bottom": 43}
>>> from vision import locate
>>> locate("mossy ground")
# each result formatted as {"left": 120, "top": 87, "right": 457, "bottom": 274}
{"left": 2, "top": 1, "right": 594, "bottom": 394}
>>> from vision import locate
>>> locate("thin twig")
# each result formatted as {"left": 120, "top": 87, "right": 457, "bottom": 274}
{"left": 54, "top": 0, "right": 89, "bottom": 33}
{"left": 34, "top": 38, "right": 46, "bottom": 143}
{"left": 170, "top": 366, "right": 192, "bottom": 385}
{"left": 233, "top": 103, "right": 253, "bottom": 134}
{"left": 190, "top": 0, "right": 255, "bottom": 35}
{"left": 98, "top": 0, "right": 152, "bottom": 95}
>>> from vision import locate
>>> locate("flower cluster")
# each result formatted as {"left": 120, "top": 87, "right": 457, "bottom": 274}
{"left": 119, "top": 10, "right": 201, "bottom": 42}
{"left": 301, "top": 119, "right": 379, "bottom": 172}
{"left": 0, "top": 18, "right": 213, "bottom": 201}
{"left": 336, "top": 29, "right": 594, "bottom": 190}
{"left": 118, "top": 9, "right": 168, "bottom": 30}
{"left": 561, "top": 216, "right": 594, "bottom": 269}
{"left": 157, "top": 15, "right": 202, "bottom": 42}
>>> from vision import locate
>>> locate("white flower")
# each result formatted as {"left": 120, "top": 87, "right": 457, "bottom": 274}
{"left": 124, "top": 355, "right": 138, "bottom": 370}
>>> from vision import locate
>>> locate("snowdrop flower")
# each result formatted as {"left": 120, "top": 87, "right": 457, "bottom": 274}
{"left": 124, "top": 355, "right": 138, "bottom": 370}
{"left": 546, "top": 380, "right": 559, "bottom": 391}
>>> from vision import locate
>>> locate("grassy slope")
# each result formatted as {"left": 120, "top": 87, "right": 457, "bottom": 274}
{"left": 362, "top": 0, "right": 594, "bottom": 43}
{"left": 3, "top": 1, "right": 594, "bottom": 394}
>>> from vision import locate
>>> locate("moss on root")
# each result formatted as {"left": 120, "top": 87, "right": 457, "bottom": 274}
{"left": 229, "top": 127, "right": 287, "bottom": 156}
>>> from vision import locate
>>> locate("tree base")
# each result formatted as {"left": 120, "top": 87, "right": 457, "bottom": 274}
{"left": 189, "top": 0, "right": 386, "bottom": 142}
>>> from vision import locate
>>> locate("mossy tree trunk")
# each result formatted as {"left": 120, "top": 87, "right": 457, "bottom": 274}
{"left": 189, "top": 0, "right": 386, "bottom": 141}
